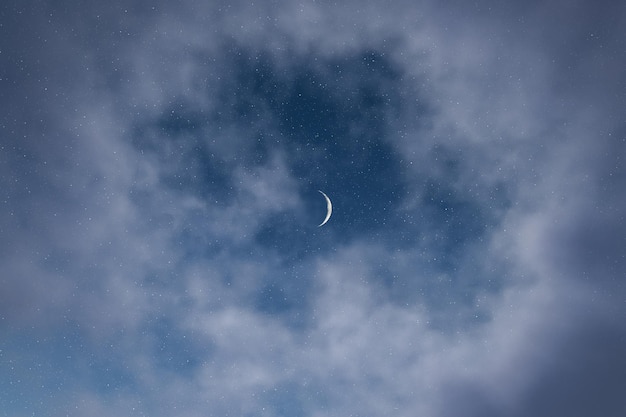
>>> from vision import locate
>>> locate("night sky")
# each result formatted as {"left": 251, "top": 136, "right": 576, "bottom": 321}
{"left": 2, "top": 1, "right": 626, "bottom": 416}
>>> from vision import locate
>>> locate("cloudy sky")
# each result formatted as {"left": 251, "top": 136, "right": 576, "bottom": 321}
{"left": 2, "top": 0, "right": 625, "bottom": 416}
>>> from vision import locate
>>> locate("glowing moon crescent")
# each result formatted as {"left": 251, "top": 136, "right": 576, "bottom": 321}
{"left": 318, "top": 190, "right": 332, "bottom": 227}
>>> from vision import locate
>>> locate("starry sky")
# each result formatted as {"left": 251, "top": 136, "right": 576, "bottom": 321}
{"left": 2, "top": 1, "right": 626, "bottom": 416}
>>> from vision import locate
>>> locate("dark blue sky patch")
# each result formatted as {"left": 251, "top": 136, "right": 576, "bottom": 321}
{"left": 226, "top": 47, "right": 411, "bottom": 239}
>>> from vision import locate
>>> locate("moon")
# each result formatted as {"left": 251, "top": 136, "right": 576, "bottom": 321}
{"left": 318, "top": 190, "right": 332, "bottom": 227}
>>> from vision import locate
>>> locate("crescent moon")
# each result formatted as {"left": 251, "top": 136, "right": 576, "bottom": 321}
{"left": 318, "top": 190, "right": 332, "bottom": 227}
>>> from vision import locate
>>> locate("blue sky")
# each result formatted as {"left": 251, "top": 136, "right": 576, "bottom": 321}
{"left": 2, "top": 1, "right": 626, "bottom": 416}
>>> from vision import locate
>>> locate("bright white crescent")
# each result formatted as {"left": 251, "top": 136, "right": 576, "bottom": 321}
{"left": 318, "top": 190, "right": 332, "bottom": 227}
